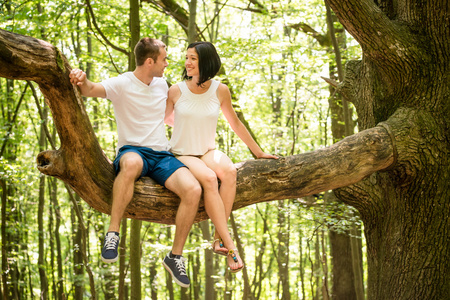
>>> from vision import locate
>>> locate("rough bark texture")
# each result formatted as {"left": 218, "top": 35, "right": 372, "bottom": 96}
{"left": 325, "top": 0, "right": 450, "bottom": 298}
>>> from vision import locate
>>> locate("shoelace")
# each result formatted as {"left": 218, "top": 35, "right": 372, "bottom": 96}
{"left": 174, "top": 256, "right": 187, "bottom": 276}
{"left": 104, "top": 235, "right": 119, "bottom": 250}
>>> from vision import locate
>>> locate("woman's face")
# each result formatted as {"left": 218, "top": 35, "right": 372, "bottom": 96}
{"left": 185, "top": 47, "right": 199, "bottom": 77}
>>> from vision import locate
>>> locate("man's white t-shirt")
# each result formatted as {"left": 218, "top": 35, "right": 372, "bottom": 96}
{"left": 101, "top": 72, "right": 170, "bottom": 153}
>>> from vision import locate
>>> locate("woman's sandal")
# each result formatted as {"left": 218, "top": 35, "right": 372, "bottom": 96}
{"left": 227, "top": 248, "right": 244, "bottom": 273}
{"left": 212, "top": 238, "right": 228, "bottom": 256}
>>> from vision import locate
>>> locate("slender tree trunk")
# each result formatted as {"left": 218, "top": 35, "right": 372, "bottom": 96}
{"left": 130, "top": 219, "right": 141, "bottom": 299}
{"left": 1, "top": 79, "right": 20, "bottom": 300}
{"left": 0, "top": 179, "right": 6, "bottom": 300}
{"left": 165, "top": 227, "right": 174, "bottom": 299}
{"left": 230, "top": 213, "right": 251, "bottom": 299}
{"left": 48, "top": 180, "right": 56, "bottom": 299}
{"left": 188, "top": 0, "right": 198, "bottom": 43}
{"left": 71, "top": 205, "right": 84, "bottom": 300}
{"left": 321, "top": 228, "right": 330, "bottom": 300}
{"left": 298, "top": 227, "right": 306, "bottom": 300}
{"left": 199, "top": 221, "right": 215, "bottom": 300}
{"left": 147, "top": 224, "right": 158, "bottom": 300}
{"left": 314, "top": 233, "right": 321, "bottom": 300}
{"left": 38, "top": 105, "right": 49, "bottom": 299}
{"left": 254, "top": 204, "right": 274, "bottom": 300}
{"left": 128, "top": 1, "right": 142, "bottom": 298}
{"left": 49, "top": 177, "right": 65, "bottom": 300}
{"left": 149, "top": 262, "right": 157, "bottom": 300}
{"left": 67, "top": 189, "right": 96, "bottom": 299}
{"left": 118, "top": 219, "right": 128, "bottom": 300}
{"left": 349, "top": 223, "right": 364, "bottom": 300}
{"left": 277, "top": 200, "right": 290, "bottom": 300}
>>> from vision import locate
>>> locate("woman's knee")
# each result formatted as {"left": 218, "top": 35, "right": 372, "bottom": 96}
{"left": 218, "top": 164, "right": 237, "bottom": 184}
{"left": 201, "top": 170, "right": 219, "bottom": 191}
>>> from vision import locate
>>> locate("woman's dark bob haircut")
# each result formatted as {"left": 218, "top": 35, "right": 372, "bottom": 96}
{"left": 182, "top": 42, "right": 221, "bottom": 87}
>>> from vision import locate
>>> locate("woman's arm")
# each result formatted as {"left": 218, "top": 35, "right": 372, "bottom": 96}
{"left": 218, "top": 83, "right": 277, "bottom": 159}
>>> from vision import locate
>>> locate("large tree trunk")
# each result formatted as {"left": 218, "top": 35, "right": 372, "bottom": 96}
{"left": 1, "top": 0, "right": 449, "bottom": 294}
{"left": 325, "top": 0, "right": 450, "bottom": 299}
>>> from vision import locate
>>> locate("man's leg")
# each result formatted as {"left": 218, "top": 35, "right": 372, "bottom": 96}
{"left": 164, "top": 167, "right": 202, "bottom": 255}
{"left": 102, "top": 152, "right": 143, "bottom": 263}
{"left": 162, "top": 166, "right": 201, "bottom": 288}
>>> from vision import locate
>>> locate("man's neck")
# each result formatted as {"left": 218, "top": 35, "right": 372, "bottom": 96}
{"left": 133, "top": 68, "right": 153, "bottom": 86}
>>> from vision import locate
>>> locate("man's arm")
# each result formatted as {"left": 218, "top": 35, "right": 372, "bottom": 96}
{"left": 164, "top": 84, "right": 180, "bottom": 127}
{"left": 69, "top": 69, "right": 106, "bottom": 98}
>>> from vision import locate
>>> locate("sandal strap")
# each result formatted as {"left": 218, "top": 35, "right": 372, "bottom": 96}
{"left": 228, "top": 248, "right": 239, "bottom": 263}
{"left": 213, "top": 238, "right": 224, "bottom": 248}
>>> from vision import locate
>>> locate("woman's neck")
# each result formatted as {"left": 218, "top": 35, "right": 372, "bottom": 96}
{"left": 186, "top": 78, "right": 212, "bottom": 94}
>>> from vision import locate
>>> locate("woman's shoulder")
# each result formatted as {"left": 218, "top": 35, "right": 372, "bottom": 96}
{"left": 169, "top": 82, "right": 180, "bottom": 90}
{"left": 216, "top": 81, "right": 231, "bottom": 95}
{"left": 168, "top": 83, "right": 182, "bottom": 100}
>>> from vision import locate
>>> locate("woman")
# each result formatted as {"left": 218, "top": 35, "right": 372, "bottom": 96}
{"left": 165, "top": 41, "right": 277, "bottom": 273}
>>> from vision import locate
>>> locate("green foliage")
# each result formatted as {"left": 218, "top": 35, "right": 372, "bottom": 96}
{"left": 0, "top": 0, "right": 365, "bottom": 298}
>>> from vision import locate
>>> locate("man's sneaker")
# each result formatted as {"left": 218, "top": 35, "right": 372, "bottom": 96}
{"left": 162, "top": 252, "right": 190, "bottom": 288}
{"left": 101, "top": 232, "right": 120, "bottom": 263}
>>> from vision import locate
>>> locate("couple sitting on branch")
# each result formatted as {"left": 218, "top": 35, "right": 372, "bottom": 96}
{"left": 69, "top": 38, "right": 277, "bottom": 288}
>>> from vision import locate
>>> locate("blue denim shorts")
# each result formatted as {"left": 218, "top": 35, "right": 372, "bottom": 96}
{"left": 113, "top": 145, "right": 186, "bottom": 187}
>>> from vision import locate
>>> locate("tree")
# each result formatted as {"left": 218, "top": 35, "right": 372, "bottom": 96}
{"left": 0, "top": 0, "right": 448, "bottom": 299}
{"left": 323, "top": 0, "right": 450, "bottom": 299}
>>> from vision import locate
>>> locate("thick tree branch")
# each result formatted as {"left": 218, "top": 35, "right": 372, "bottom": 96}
{"left": 324, "top": 0, "right": 420, "bottom": 66}
{"left": 142, "top": 0, "right": 205, "bottom": 40}
{"left": 288, "top": 22, "right": 330, "bottom": 47}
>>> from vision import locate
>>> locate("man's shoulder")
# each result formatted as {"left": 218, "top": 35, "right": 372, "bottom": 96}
{"left": 153, "top": 76, "right": 169, "bottom": 86}
{"left": 102, "top": 72, "right": 132, "bottom": 85}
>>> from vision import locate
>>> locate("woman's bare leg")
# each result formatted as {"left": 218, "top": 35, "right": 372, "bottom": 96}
{"left": 199, "top": 151, "right": 241, "bottom": 270}
{"left": 200, "top": 150, "right": 237, "bottom": 238}
{"left": 177, "top": 155, "right": 243, "bottom": 271}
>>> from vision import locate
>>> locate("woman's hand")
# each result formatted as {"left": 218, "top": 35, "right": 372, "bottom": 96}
{"left": 257, "top": 152, "right": 279, "bottom": 159}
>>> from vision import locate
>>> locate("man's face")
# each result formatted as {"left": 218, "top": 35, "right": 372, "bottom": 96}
{"left": 151, "top": 47, "right": 169, "bottom": 77}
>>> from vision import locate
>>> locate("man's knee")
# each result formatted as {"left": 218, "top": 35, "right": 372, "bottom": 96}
{"left": 119, "top": 154, "right": 143, "bottom": 178}
{"left": 183, "top": 178, "right": 202, "bottom": 199}
{"left": 179, "top": 175, "right": 202, "bottom": 205}
{"left": 167, "top": 168, "right": 202, "bottom": 200}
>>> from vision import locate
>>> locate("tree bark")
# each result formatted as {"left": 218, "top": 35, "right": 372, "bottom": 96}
{"left": 49, "top": 177, "right": 65, "bottom": 300}
{"left": 130, "top": 219, "right": 141, "bottom": 300}
{"left": 199, "top": 221, "right": 215, "bottom": 300}
{"left": 128, "top": 0, "right": 142, "bottom": 296}
{"left": 324, "top": 0, "right": 450, "bottom": 298}
{"left": 38, "top": 105, "right": 49, "bottom": 300}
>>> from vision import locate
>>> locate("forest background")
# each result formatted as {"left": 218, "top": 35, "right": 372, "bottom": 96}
{"left": 0, "top": 0, "right": 364, "bottom": 299}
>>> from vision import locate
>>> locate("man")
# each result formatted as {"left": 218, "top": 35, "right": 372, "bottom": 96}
{"left": 69, "top": 38, "right": 200, "bottom": 288}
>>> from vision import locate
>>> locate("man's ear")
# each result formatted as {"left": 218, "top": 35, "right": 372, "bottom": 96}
{"left": 146, "top": 57, "right": 155, "bottom": 65}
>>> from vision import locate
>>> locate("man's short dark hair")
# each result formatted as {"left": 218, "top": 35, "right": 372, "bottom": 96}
{"left": 134, "top": 38, "right": 166, "bottom": 66}
{"left": 182, "top": 42, "right": 222, "bottom": 86}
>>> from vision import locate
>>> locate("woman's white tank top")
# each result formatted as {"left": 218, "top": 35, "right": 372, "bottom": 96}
{"left": 169, "top": 80, "right": 221, "bottom": 156}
